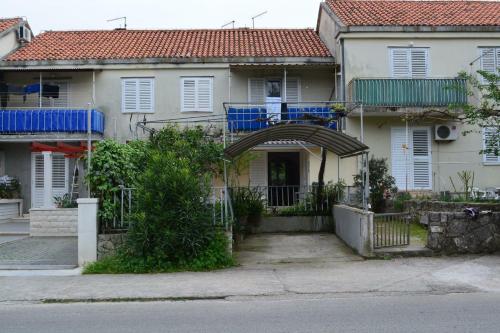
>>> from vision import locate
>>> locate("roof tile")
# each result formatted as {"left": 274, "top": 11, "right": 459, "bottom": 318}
{"left": 5, "top": 29, "right": 332, "bottom": 62}
{"left": 326, "top": 0, "right": 500, "bottom": 26}
{"left": 0, "top": 18, "right": 21, "bottom": 34}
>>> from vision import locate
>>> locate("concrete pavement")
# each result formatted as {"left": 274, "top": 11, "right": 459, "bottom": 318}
{"left": 1, "top": 293, "right": 500, "bottom": 332}
{"left": 0, "top": 254, "right": 499, "bottom": 303}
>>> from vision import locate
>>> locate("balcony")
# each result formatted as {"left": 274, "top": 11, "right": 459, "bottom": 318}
{"left": 0, "top": 108, "right": 105, "bottom": 134}
{"left": 348, "top": 78, "right": 467, "bottom": 107}
{"left": 225, "top": 103, "right": 344, "bottom": 133}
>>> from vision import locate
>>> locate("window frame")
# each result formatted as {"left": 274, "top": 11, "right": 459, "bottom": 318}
{"left": 121, "top": 77, "right": 155, "bottom": 114}
{"left": 180, "top": 77, "right": 214, "bottom": 113}
{"left": 478, "top": 47, "right": 500, "bottom": 84}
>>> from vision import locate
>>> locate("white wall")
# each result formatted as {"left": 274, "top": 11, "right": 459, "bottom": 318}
{"left": 0, "top": 30, "right": 19, "bottom": 59}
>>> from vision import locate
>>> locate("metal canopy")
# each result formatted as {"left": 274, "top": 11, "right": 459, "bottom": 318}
{"left": 224, "top": 124, "right": 369, "bottom": 158}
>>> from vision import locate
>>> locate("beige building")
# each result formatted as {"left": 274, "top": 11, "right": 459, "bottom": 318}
{"left": 318, "top": 0, "right": 500, "bottom": 193}
{"left": 0, "top": 28, "right": 340, "bottom": 210}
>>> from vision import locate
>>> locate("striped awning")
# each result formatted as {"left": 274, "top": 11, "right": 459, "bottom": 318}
{"left": 224, "top": 124, "right": 368, "bottom": 158}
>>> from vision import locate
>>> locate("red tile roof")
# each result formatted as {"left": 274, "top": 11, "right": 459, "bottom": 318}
{"left": 4, "top": 29, "right": 332, "bottom": 62}
{"left": 0, "top": 18, "right": 22, "bottom": 34}
{"left": 326, "top": 0, "right": 500, "bottom": 26}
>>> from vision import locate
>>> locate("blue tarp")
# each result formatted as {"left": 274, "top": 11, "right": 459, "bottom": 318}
{"left": 0, "top": 109, "right": 105, "bottom": 134}
{"left": 227, "top": 107, "right": 338, "bottom": 132}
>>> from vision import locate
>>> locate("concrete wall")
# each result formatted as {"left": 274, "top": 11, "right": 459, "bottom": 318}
{"left": 251, "top": 216, "right": 333, "bottom": 233}
{"left": 0, "top": 29, "right": 19, "bottom": 59}
{"left": 30, "top": 207, "right": 78, "bottom": 237}
{"left": 0, "top": 199, "right": 22, "bottom": 223}
{"left": 333, "top": 204, "right": 374, "bottom": 257}
{"left": 341, "top": 33, "right": 499, "bottom": 83}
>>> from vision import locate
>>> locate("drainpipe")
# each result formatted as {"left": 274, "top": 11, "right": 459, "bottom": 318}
{"left": 39, "top": 72, "right": 43, "bottom": 108}
{"left": 340, "top": 38, "right": 346, "bottom": 102}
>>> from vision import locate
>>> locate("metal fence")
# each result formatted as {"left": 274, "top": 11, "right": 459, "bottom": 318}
{"left": 109, "top": 186, "right": 135, "bottom": 231}
{"left": 373, "top": 213, "right": 411, "bottom": 248}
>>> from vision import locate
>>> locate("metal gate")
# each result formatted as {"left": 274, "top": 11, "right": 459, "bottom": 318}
{"left": 374, "top": 213, "right": 411, "bottom": 248}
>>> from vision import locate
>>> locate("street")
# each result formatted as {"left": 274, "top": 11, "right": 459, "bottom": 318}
{"left": 1, "top": 293, "right": 499, "bottom": 333}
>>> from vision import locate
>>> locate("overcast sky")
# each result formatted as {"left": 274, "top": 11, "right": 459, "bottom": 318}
{"left": 3, "top": 0, "right": 323, "bottom": 34}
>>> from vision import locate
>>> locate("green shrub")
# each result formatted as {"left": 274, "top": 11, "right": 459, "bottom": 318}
{"left": 54, "top": 193, "right": 77, "bottom": 208}
{"left": 354, "top": 157, "right": 397, "bottom": 213}
{"left": 393, "top": 192, "right": 412, "bottom": 212}
{"left": 0, "top": 177, "right": 20, "bottom": 199}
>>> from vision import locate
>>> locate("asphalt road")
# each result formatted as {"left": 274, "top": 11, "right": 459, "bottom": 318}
{"left": 1, "top": 293, "right": 499, "bottom": 333}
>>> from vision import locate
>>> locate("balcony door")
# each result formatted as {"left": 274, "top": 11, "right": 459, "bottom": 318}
{"left": 266, "top": 80, "right": 282, "bottom": 122}
{"left": 267, "top": 152, "right": 300, "bottom": 206}
{"left": 31, "top": 153, "right": 69, "bottom": 208}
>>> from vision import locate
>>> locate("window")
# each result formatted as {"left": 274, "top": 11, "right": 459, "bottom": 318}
{"left": 121, "top": 78, "right": 154, "bottom": 113}
{"left": 248, "top": 78, "right": 301, "bottom": 104}
{"left": 42, "top": 81, "right": 70, "bottom": 108}
{"left": 483, "top": 127, "right": 500, "bottom": 165}
{"left": 391, "top": 127, "right": 432, "bottom": 190}
{"left": 181, "top": 77, "right": 213, "bottom": 112}
{"left": 479, "top": 48, "right": 500, "bottom": 83}
{"left": 390, "top": 48, "right": 429, "bottom": 78}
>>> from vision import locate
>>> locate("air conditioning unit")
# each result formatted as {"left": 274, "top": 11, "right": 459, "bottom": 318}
{"left": 435, "top": 124, "right": 459, "bottom": 141}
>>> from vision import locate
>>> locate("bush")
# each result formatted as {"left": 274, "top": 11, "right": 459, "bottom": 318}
{"left": 86, "top": 139, "right": 147, "bottom": 226}
{"left": 354, "top": 157, "right": 397, "bottom": 213}
{"left": 393, "top": 192, "right": 412, "bottom": 212}
{"left": 0, "top": 176, "right": 20, "bottom": 199}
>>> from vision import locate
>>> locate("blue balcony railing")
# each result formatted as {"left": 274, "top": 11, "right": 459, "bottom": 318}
{"left": 225, "top": 103, "right": 343, "bottom": 133}
{"left": 348, "top": 78, "right": 468, "bottom": 107}
{"left": 0, "top": 109, "right": 105, "bottom": 134}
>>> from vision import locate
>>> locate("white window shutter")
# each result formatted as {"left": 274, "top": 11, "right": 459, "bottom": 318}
{"left": 138, "top": 79, "right": 154, "bottom": 113}
{"left": 249, "top": 151, "right": 268, "bottom": 187}
{"left": 483, "top": 128, "right": 500, "bottom": 164}
{"left": 52, "top": 155, "right": 66, "bottom": 189}
{"left": 122, "top": 78, "right": 154, "bottom": 113}
{"left": 391, "top": 49, "right": 411, "bottom": 78}
{"left": 412, "top": 129, "right": 432, "bottom": 189}
{"left": 182, "top": 77, "right": 213, "bottom": 112}
{"left": 410, "top": 49, "right": 428, "bottom": 78}
{"left": 197, "top": 78, "right": 213, "bottom": 112}
{"left": 480, "top": 48, "right": 497, "bottom": 76}
{"left": 32, "top": 154, "right": 45, "bottom": 208}
{"left": 248, "top": 78, "right": 265, "bottom": 105}
{"left": 286, "top": 78, "right": 301, "bottom": 105}
{"left": 391, "top": 127, "right": 410, "bottom": 190}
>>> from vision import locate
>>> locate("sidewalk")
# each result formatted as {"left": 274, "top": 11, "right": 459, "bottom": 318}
{"left": 0, "top": 254, "right": 499, "bottom": 303}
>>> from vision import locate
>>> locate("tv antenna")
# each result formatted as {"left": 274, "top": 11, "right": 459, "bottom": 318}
{"left": 107, "top": 16, "right": 127, "bottom": 29}
{"left": 221, "top": 20, "right": 235, "bottom": 29}
{"left": 251, "top": 11, "right": 267, "bottom": 28}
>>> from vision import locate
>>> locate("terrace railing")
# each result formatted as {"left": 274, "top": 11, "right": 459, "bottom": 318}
{"left": 348, "top": 78, "right": 467, "bottom": 107}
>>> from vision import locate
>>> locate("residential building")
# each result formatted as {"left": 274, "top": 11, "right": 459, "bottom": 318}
{"left": 317, "top": 0, "right": 500, "bottom": 193}
{"left": 0, "top": 28, "right": 337, "bottom": 210}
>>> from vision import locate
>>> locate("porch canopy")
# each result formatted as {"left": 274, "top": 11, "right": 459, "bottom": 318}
{"left": 224, "top": 124, "right": 369, "bottom": 158}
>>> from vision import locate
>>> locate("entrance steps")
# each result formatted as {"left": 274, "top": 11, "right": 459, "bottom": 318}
{"left": 373, "top": 245, "right": 434, "bottom": 258}
{"left": 0, "top": 219, "right": 29, "bottom": 236}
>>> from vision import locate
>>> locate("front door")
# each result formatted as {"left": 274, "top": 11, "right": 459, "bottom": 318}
{"left": 31, "top": 153, "right": 69, "bottom": 208}
{"left": 268, "top": 152, "right": 300, "bottom": 206}
{"left": 266, "top": 80, "right": 282, "bottom": 122}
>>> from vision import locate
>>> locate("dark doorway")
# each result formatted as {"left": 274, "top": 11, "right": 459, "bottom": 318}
{"left": 268, "top": 152, "right": 300, "bottom": 206}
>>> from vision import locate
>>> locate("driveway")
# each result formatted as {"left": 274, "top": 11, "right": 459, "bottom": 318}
{"left": 235, "top": 233, "right": 362, "bottom": 266}
{"left": 0, "top": 237, "right": 77, "bottom": 269}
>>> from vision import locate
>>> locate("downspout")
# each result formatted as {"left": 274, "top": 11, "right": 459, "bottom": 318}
{"left": 340, "top": 38, "right": 346, "bottom": 102}
{"left": 39, "top": 72, "right": 43, "bottom": 108}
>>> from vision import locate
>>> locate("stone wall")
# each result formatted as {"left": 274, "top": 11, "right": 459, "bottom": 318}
{"left": 250, "top": 216, "right": 333, "bottom": 234}
{"left": 97, "top": 233, "right": 127, "bottom": 260}
{"left": 427, "top": 211, "right": 500, "bottom": 254}
{"left": 405, "top": 200, "right": 500, "bottom": 225}
{"left": 30, "top": 208, "right": 78, "bottom": 237}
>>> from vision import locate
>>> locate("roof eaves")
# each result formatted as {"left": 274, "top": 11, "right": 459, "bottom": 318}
{"left": 337, "top": 25, "right": 500, "bottom": 36}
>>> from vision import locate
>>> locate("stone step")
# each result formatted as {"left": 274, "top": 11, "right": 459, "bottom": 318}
{"left": 373, "top": 246, "right": 434, "bottom": 258}
{"left": 0, "top": 221, "right": 30, "bottom": 236}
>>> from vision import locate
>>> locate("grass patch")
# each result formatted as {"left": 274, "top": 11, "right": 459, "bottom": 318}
{"left": 410, "top": 222, "right": 428, "bottom": 245}
{"left": 83, "top": 232, "right": 235, "bottom": 274}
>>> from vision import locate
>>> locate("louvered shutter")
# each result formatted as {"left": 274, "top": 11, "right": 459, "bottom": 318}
{"left": 483, "top": 128, "right": 500, "bottom": 164}
{"left": 249, "top": 152, "right": 268, "bottom": 187}
{"left": 122, "top": 78, "right": 154, "bottom": 113}
{"left": 391, "top": 127, "right": 410, "bottom": 190}
{"left": 138, "top": 79, "right": 154, "bottom": 112}
{"left": 410, "top": 49, "right": 428, "bottom": 78}
{"left": 248, "top": 78, "right": 265, "bottom": 105}
{"left": 285, "top": 78, "right": 301, "bottom": 105}
{"left": 480, "top": 48, "right": 497, "bottom": 76}
{"left": 391, "top": 49, "right": 411, "bottom": 78}
{"left": 412, "top": 129, "right": 432, "bottom": 189}
{"left": 181, "top": 78, "right": 213, "bottom": 112}
{"left": 197, "top": 78, "right": 213, "bottom": 112}
{"left": 32, "top": 154, "right": 45, "bottom": 208}
{"left": 52, "top": 154, "right": 68, "bottom": 199}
